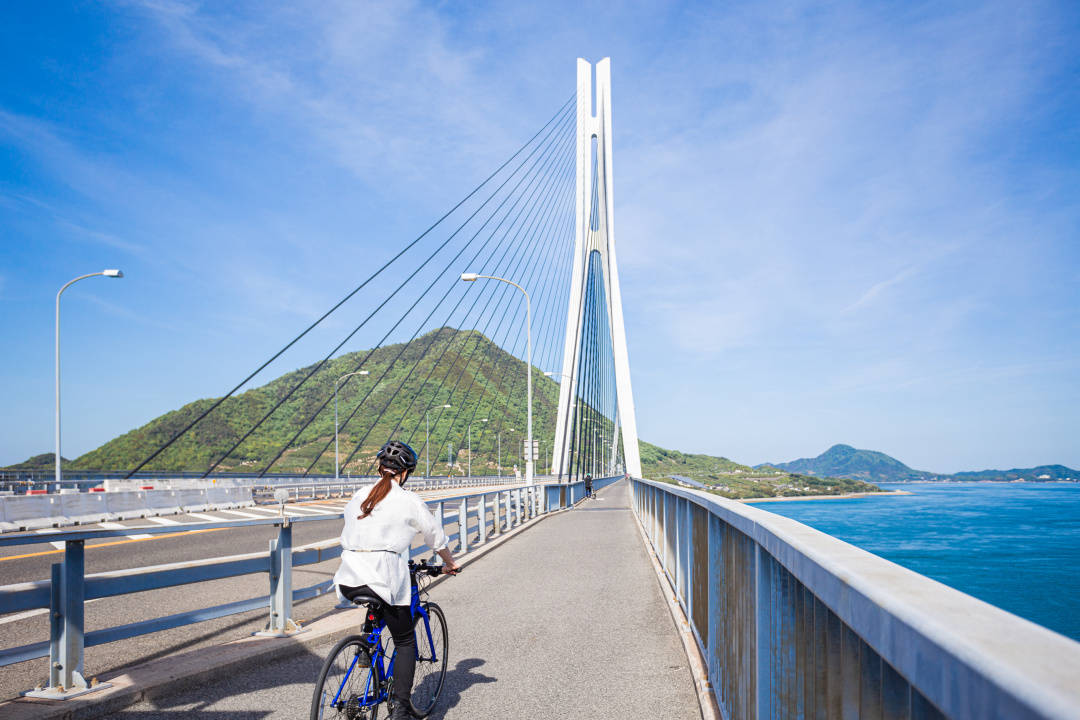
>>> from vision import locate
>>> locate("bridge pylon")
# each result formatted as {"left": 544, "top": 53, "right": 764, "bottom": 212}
{"left": 551, "top": 58, "right": 642, "bottom": 481}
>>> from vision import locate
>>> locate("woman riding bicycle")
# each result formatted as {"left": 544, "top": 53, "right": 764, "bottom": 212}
{"left": 333, "top": 440, "right": 460, "bottom": 720}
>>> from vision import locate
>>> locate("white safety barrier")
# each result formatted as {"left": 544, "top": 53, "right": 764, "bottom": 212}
{"left": 59, "top": 492, "right": 116, "bottom": 525}
{"left": 106, "top": 491, "right": 151, "bottom": 521}
{"left": 0, "top": 487, "right": 256, "bottom": 532}
{"left": 0, "top": 495, "right": 67, "bottom": 531}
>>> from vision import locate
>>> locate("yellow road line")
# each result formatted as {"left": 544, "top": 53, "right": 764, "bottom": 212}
{"left": 0, "top": 527, "right": 228, "bottom": 563}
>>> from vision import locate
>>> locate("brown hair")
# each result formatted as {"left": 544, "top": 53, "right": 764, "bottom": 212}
{"left": 358, "top": 466, "right": 400, "bottom": 519}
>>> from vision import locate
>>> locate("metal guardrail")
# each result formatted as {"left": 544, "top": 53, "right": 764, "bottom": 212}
{"left": 0, "top": 478, "right": 613, "bottom": 699}
{"left": 630, "top": 478, "right": 1080, "bottom": 720}
{"left": 251, "top": 475, "right": 541, "bottom": 504}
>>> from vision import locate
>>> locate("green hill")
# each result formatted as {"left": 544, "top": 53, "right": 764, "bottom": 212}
{"left": 4, "top": 329, "right": 884, "bottom": 498}
{"left": 765, "top": 444, "right": 932, "bottom": 482}
{"left": 763, "top": 444, "right": 1078, "bottom": 483}
{"left": 71, "top": 328, "right": 562, "bottom": 476}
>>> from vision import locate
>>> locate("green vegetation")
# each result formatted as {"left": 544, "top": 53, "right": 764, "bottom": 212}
{"left": 2, "top": 329, "right": 885, "bottom": 498}
{"left": 763, "top": 444, "right": 1078, "bottom": 483}
{"left": 641, "top": 441, "right": 880, "bottom": 499}
{"left": 66, "top": 328, "right": 562, "bottom": 476}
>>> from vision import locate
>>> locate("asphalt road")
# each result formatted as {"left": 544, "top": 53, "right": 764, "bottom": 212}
{"left": 0, "top": 485, "right": 523, "bottom": 702}
{"left": 115, "top": 481, "right": 700, "bottom": 719}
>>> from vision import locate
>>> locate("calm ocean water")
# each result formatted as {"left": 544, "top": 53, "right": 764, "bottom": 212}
{"left": 758, "top": 482, "right": 1080, "bottom": 642}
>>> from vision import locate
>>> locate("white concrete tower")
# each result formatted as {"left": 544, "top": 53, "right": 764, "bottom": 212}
{"left": 550, "top": 58, "right": 642, "bottom": 479}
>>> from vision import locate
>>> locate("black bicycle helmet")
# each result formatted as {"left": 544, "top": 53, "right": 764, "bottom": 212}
{"left": 377, "top": 440, "right": 418, "bottom": 474}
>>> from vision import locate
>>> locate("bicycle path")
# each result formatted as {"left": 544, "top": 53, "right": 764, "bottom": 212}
{"left": 114, "top": 480, "right": 701, "bottom": 719}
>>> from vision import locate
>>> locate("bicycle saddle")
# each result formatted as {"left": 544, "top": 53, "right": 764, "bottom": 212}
{"left": 347, "top": 591, "right": 386, "bottom": 612}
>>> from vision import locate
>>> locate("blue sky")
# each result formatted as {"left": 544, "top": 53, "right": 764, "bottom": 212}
{"left": 1, "top": 1, "right": 1078, "bottom": 473}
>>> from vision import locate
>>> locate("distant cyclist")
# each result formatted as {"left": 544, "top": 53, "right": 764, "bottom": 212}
{"left": 584, "top": 473, "right": 593, "bottom": 498}
{"left": 333, "top": 440, "right": 460, "bottom": 720}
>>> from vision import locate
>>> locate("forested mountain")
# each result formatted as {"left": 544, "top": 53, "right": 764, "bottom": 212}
{"left": 764, "top": 444, "right": 1078, "bottom": 483}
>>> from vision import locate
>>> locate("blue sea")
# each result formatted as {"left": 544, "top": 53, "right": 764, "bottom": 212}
{"left": 758, "top": 482, "right": 1080, "bottom": 642}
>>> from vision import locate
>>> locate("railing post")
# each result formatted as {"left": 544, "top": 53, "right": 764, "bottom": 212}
{"left": 28, "top": 541, "right": 106, "bottom": 698}
{"left": 504, "top": 491, "right": 512, "bottom": 530}
{"left": 755, "top": 543, "right": 773, "bottom": 719}
{"left": 515, "top": 488, "right": 523, "bottom": 525}
{"left": 459, "top": 497, "right": 469, "bottom": 553}
{"left": 491, "top": 493, "right": 500, "bottom": 536}
{"left": 436, "top": 501, "right": 445, "bottom": 537}
{"left": 258, "top": 521, "right": 301, "bottom": 636}
{"left": 478, "top": 493, "right": 487, "bottom": 545}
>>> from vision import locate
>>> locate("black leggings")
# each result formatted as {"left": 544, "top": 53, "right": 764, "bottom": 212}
{"left": 340, "top": 585, "right": 417, "bottom": 705}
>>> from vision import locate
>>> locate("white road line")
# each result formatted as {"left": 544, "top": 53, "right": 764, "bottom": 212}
{"left": 284, "top": 505, "right": 336, "bottom": 515}
{"left": 97, "top": 521, "right": 152, "bottom": 539}
{"left": 238, "top": 506, "right": 281, "bottom": 515}
{"left": 302, "top": 504, "right": 346, "bottom": 512}
{"left": 34, "top": 528, "right": 66, "bottom": 550}
{"left": 217, "top": 509, "right": 268, "bottom": 519}
{"left": 184, "top": 512, "right": 226, "bottom": 522}
{"left": 147, "top": 517, "right": 181, "bottom": 525}
{"left": 1, "top": 598, "right": 104, "bottom": 626}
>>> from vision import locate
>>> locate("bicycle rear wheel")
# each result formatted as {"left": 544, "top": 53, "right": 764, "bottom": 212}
{"left": 409, "top": 602, "right": 449, "bottom": 717}
{"left": 311, "top": 636, "right": 380, "bottom": 720}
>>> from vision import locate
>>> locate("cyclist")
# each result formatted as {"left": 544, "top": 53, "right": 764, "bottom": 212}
{"left": 584, "top": 473, "right": 593, "bottom": 498}
{"left": 333, "top": 440, "right": 460, "bottom": 720}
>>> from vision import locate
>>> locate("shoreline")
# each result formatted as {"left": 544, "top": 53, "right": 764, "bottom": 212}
{"left": 741, "top": 490, "right": 912, "bottom": 504}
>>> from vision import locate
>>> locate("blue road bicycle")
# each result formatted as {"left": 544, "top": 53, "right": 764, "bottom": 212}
{"left": 310, "top": 560, "right": 451, "bottom": 720}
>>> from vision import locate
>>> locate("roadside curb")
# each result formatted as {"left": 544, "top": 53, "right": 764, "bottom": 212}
{"left": 628, "top": 483, "right": 720, "bottom": 720}
{"left": 0, "top": 500, "right": 562, "bottom": 720}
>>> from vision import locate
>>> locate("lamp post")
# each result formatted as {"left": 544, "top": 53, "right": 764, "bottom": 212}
{"left": 56, "top": 269, "right": 123, "bottom": 489}
{"left": 334, "top": 370, "right": 369, "bottom": 480}
{"left": 468, "top": 418, "right": 488, "bottom": 477}
{"left": 462, "top": 273, "right": 533, "bottom": 485}
{"left": 426, "top": 405, "right": 451, "bottom": 479}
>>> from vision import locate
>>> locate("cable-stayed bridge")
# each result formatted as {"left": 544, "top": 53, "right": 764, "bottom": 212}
{"left": 1, "top": 58, "right": 1079, "bottom": 720}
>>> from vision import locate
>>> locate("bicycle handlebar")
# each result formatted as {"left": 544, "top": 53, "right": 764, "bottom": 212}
{"left": 410, "top": 559, "right": 460, "bottom": 577}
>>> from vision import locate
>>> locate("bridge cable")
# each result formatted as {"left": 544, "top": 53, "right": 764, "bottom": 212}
{"left": 247, "top": 105, "right": 576, "bottom": 477}
{"left": 125, "top": 95, "right": 574, "bottom": 478}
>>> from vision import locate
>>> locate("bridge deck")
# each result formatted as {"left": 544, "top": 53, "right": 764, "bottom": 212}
{"left": 116, "top": 480, "right": 700, "bottom": 719}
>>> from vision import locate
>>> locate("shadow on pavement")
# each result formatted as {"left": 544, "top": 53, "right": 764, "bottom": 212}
{"left": 426, "top": 658, "right": 497, "bottom": 720}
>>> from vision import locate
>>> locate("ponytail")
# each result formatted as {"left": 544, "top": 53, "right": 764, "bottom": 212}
{"left": 359, "top": 466, "right": 399, "bottom": 519}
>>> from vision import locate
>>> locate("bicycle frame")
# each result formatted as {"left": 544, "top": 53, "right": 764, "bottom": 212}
{"left": 330, "top": 583, "right": 438, "bottom": 711}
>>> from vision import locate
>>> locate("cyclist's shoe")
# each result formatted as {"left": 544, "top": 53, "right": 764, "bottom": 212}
{"left": 387, "top": 702, "right": 414, "bottom": 720}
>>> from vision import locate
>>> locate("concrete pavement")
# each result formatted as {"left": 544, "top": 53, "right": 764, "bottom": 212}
{"left": 110, "top": 480, "right": 700, "bottom": 719}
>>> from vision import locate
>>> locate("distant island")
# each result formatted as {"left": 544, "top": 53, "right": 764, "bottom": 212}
{"left": 759, "top": 444, "right": 1078, "bottom": 484}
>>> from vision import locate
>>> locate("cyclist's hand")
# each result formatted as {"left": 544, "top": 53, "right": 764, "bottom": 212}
{"left": 442, "top": 559, "right": 461, "bottom": 575}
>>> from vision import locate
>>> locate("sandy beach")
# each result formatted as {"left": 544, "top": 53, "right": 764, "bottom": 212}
{"left": 741, "top": 490, "right": 912, "bottom": 504}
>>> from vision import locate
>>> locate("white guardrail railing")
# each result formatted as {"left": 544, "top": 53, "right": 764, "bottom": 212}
{"left": 630, "top": 478, "right": 1080, "bottom": 720}
{"left": 0, "top": 477, "right": 619, "bottom": 700}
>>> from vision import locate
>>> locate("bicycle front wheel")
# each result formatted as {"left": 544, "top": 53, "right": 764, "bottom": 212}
{"left": 409, "top": 602, "right": 449, "bottom": 718}
{"left": 310, "top": 635, "right": 380, "bottom": 720}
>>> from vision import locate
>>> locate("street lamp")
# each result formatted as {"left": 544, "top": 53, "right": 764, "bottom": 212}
{"left": 462, "top": 272, "right": 534, "bottom": 485}
{"left": 56, "top": 269, "right": 124, "bottom": 489}
{"left": 334, "top": 370, "right": 370, "bottom": 480}
{"left": 468, "top": 418, "right": 488, "bottom": 477}
{"left": 426, "top": 405, "right": 451, "bottom": 478}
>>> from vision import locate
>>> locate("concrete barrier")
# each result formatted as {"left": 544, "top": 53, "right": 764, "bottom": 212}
{"left": 176, "top": 488, "right": 211, "bottom": 513}
{"left": 59, "top": 492, "right": 115, "bottom": 525}
{"left": 0, "top": 495, "right": 67, "bottom": 530}
{"left": 106, "top": 491, "right": 150, "bottom": 520}
{"left": 144, "top": 489, "right": 182, "bottom": 516}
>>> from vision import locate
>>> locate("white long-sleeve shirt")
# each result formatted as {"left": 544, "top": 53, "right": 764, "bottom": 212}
{"left": 333, "top": 481, "right": 449, "bottom": 606}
